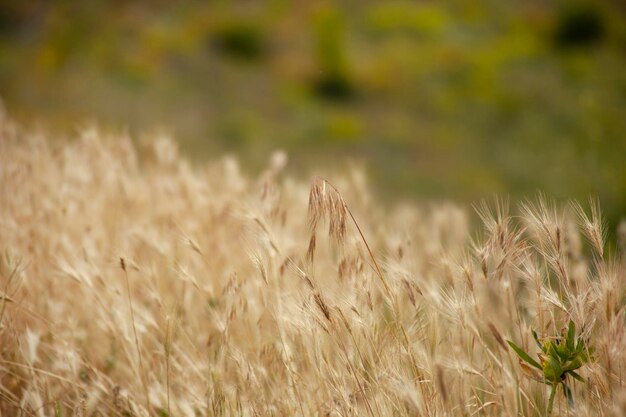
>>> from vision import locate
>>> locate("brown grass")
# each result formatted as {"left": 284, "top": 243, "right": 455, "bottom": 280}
{"left": 0, "top": 120, "right": 625, "bottom": 416}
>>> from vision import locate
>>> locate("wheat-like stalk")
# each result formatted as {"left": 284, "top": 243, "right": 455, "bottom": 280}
{"left": 0, "top": 122, "right": 624, "bottom": 416}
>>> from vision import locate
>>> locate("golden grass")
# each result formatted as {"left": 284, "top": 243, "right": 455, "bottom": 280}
{"left": 0, "top": 120, "right": 625, "bottom": 416}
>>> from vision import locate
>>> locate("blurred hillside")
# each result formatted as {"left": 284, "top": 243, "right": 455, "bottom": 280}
{"left": 1, "top": 0, "right": 625, "bottom": 229}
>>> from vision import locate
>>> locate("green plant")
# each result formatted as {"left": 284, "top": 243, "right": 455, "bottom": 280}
{"left": 508, "top": 321, "right": 593, "bottom": 416}
{"left": 553, "top": 3, "right": 606, "bottom": 48}
{"left": 211, "top": 21, "right": 265, "bottom": 62}
{"left": 311, "top": 8, "right": 355, "bottom": 101}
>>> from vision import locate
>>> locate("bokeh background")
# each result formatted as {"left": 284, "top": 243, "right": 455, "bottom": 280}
{"left": 1, "top": 0, "right": 625, "bottom": 231}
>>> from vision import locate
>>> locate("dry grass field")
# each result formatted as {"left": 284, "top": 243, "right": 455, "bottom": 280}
{"left": 1, "top": 118, "right": 625, "bottom": 416}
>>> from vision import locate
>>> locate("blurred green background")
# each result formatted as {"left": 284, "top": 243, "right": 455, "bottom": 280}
{"left": 1, "top": 0, "right": 625, "bottom": 230}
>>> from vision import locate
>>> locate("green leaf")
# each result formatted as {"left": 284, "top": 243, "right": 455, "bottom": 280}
{"left": 548, "top": 341, "right": 566, "bottom": 361}
{"left": 575, "top": 338, "right": 584, "bottom": 353}
{"left": 54, "top": 403, "right": 64, "bottom": 417}
{"left": 562, "top": 382, "right": 574, "bottom": 408}
{"left": 563, "top": 356, "right": 584, "bottom": 372}
{"left": 569, "top": 370, "right": 585, "bottom": 382}
{"left": 543, "top": 355, "right": 563, "bottom": 383}
{"left": 532, "top": 329, "right": 543, "bottom": 350}
{"left": 567, "top": 321, "right": 576, "bottom": 351}
{"left": 557, "top": 339, "right": 570, "bottom": 359}
{"left": 507, "top": 340, "right": 542, "bottom": 370}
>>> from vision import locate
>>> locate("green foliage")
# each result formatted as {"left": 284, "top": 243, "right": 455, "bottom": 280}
{"left": 554, "top": 3, "right": 606, "bottom": 48}
{"left": 311, "top": 8, "right": 355, "bottom": 101}
{"left": 0, "top": 2, "right": 625, "bottom": 232}
{"left": 211, "top": 21, "right": 265, "bottom": 62}
{"left": 507, "top": 340, "right": 542, "bottom": 370}
{"left": 0, "top": 2, "right": 41, "bottom": 35}
{"left": 508, "top": 321, "right": 593, "bottom": 416}
{"left": 365, "top": 2, "right": 448, "bottom": 37}
{"left": 54, "top": 402, "right": 64, "bottom": 417}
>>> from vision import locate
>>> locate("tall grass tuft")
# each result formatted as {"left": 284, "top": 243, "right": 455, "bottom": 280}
{"left": 0, "top": 121, "right": 624, "bottom": 416}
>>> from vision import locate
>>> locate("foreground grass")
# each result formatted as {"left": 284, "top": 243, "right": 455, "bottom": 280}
{"left": 0, "top": 122, "right": 625, "bottom": 416}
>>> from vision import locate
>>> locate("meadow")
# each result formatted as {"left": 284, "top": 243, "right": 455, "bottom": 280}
{"left": 2, "top": 1, "right": 626, "bottom": 228}
{"left": 1, "top": 120, "right": 624, "bottom": 416}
